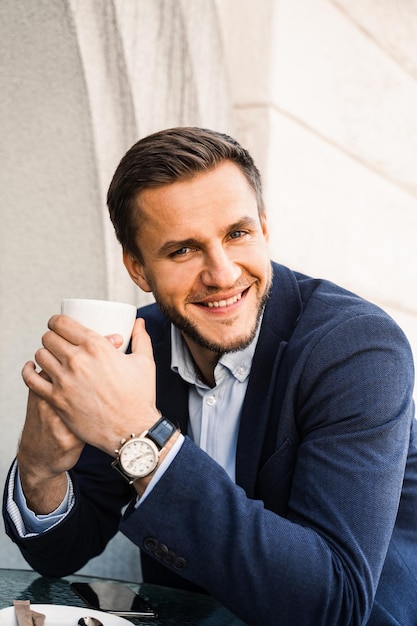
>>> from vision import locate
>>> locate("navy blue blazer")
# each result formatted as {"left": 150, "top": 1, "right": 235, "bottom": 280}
{"left": 3, "top": 263, "right": 416, "bottom": 625}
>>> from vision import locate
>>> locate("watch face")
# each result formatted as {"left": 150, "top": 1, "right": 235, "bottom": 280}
{"left": 119, "top": 438, "right": 159, "bottom": 478}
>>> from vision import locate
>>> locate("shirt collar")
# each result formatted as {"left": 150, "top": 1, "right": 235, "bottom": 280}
{"left": 171, "top": 317, "right": 262, "bottom": 387}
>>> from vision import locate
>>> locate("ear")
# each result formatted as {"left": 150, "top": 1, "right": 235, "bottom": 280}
{"left": 260, "top": 211, "right": 269, "bottom": 241}
{"left": 123, "top": 251, "right": 152, "bottom": 293}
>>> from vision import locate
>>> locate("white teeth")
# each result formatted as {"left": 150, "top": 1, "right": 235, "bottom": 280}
{"left": 206, "top": 292, "right": 242, "bottom": 308}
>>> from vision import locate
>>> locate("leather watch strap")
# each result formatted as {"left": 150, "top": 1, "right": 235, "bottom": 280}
{"left": 146, "top": 416, "right": 177, "bottom": 449}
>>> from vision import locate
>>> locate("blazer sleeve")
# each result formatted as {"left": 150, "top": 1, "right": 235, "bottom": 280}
{"left": 119, "top": 313, "right": 415, "bottom": 626}
{"left": 2, "top": 445, "right": 134, "bottom": 577}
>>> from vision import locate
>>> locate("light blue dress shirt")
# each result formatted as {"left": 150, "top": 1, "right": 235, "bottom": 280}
{"left": 8, "top": 322, "right": 259, "bottom": 536}
{"left": 171, "top": 324, "right": 256, "bottom": 482}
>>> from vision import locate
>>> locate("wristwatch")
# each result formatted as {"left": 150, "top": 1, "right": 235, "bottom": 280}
{"left": 111, "top": 416, "right": 177, "bottom": 483}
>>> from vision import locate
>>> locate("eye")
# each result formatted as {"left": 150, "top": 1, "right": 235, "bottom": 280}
{"left": 229, "top": 230, "right": 247, "bottom": 240}
{"left": 169, "top": 246, "right": 195, "bottom": 258}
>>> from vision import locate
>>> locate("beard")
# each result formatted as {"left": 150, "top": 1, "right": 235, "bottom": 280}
{"left": 151, "top": 276, "right": 272, "bottom": 356}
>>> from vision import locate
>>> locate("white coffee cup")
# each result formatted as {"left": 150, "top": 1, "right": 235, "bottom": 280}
{"left": 61, "top": 298, "right": 137, "bottom": 353}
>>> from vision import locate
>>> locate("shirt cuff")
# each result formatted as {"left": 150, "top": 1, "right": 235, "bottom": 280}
{"left": 135, "top": 433, "right": 184, "bottom": 507}
{"left": 6, "top": 460, "right": 74, "bottom": 537}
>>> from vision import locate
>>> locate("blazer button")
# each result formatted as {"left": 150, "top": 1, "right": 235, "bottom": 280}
{"left": 163, "top": 549, "right": 176, "bottom": 565}
{"left": 173, "top": 556, "right": 187, "bottom": 570}
{"left": 155, "top": 543, "right": 169, "bottom": 559}
{"left": 144, "top": 536, "right": 159, "bottom": 552}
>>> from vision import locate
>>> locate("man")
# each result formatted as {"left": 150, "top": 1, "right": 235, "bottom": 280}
{"left": 3, "top": 127, "right": 416, "bottom": 625}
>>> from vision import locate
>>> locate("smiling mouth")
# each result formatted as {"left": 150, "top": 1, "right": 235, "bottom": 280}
{"left": 200, "top": 288, "right": 249, "bottom": 309}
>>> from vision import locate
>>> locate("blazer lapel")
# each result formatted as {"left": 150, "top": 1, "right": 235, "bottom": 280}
{"left": 154, "top": 346, "right": 190, "bottom": 434}
{"left": 235, "top": 263, "right": 302, "bottom": 497}
{"left": 145, "top": 311, "right": 190, "bottom": 434}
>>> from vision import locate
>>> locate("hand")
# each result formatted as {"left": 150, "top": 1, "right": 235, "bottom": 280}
{"left": 21, "top": 317, "right": 160, "bottom": 456}
{"left": 17, "top": 377, "right": 85, "bottom": 514}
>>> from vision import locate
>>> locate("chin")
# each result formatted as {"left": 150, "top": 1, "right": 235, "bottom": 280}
{"left": 185, "top": 322, "right": 259, "bottom": 355}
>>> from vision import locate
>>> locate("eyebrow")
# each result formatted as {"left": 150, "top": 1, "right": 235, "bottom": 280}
{"left": 157, "top": 217, "right": 260, "bottom": 257}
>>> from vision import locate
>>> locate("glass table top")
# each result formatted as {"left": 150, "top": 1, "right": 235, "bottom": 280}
{"left": 0, "top": 568, "right": 246, "bottom": 625}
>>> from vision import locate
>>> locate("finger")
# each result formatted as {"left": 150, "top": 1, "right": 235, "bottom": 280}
{"left": 38, "top": 369, "right": 52, "bottom": 382}
{"left": 34, "top": 344, "right": 61, "bottom": 378}
{"left": 44, "top": 316, "right": 105, "bottom": 364}
{"left": 47, "top": 314, "right": 99, "bottom": 347}
{"left": 22, "top": 361, "right": 52, "bottom": 397}
{"left": 21, "top": 361, "right": 52, "bottom": 383}
{"left": 105, "top": 333, "right": 124, "bottom": 349}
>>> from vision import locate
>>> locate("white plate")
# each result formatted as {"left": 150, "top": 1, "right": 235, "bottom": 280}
{"left": 0, "top": 604, "right": 131, "bottom": 626}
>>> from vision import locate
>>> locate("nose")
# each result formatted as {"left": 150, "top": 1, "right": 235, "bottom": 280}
{"left": 200, "top": 247, "right": 241, "bottom": 288}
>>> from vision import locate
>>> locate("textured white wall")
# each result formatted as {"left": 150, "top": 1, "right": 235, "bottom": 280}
{"left": 1, "top": 0, "right": 416, "bottom": 583}
{"left": 0, "top": 0, "right": 109, "bottom": 571}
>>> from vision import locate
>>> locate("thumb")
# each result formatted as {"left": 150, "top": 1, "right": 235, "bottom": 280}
{"left": 130, "top": 317, "right": 153, "bottom": 356}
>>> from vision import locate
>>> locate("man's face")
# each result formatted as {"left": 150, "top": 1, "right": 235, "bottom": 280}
{"left": 124, "top": 161, "right": 271, "bottom": 357}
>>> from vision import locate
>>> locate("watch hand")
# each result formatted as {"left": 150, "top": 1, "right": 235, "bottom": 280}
{"left": 127, "top": 452, "right": 154, "bottom": 468}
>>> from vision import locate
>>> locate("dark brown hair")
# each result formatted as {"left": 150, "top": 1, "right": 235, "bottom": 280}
{"left": 107, "top": 127, "right": 264, "bottom": 260}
